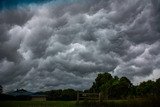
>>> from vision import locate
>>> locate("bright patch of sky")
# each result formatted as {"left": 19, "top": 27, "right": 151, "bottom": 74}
{"left": 0, "top": 0, "right": 82, "bottom": 9}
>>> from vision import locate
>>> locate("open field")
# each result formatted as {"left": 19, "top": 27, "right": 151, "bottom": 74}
{"left": 80, "top": 98, "right": 160, "bottom": 107}
{"left": 1, "top": 98, "right": 160, "bottom": 107}
{"left": 0, "top": 101, "right": 77, "bottom": 107}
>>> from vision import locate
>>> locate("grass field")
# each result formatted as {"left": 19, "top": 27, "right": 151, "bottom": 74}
{"left": 0, "top": 101, "right": 77, "bottom": 107}
{"left": 1, "top": 98, "right": 160, "bottom": 107}
{"left": 80, "top": 98, "right": 160, "bottom": 107}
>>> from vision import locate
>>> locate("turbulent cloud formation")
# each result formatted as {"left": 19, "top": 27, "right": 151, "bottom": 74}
{"left": 0, "top": 0, "right": 160, "bottom": 92}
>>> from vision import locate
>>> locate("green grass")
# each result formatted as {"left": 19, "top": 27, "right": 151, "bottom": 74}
{"left": 1, "top": 98, "right": 160, "bottom": 107}
{"left": 0, "top": 101, "right": 77, "bottom": 107}
{"left": 79, "top": 98, "right": 160, "bottom": 107}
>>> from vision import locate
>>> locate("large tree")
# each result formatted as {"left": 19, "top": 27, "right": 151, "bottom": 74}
{"left": 118, "top": 77, "right": 132, "bottom": 97}
{"left": 137, "top": 80, "right": 155, "bottom": 96}
{"left": 90, "top": 73, "right": 133, "bottom": 99}
{"left": 155, "top": 78, "right": 160, "bottom": 95}
{"left": 100, "top": 76, "right": 119, "bottom": 98}
{"left": 90, "top": 72, "right": 113, "bottom": 92}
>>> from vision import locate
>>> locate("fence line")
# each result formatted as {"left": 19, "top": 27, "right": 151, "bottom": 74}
{"left": 76, "top": 92, "right": 102, "bottom": 103}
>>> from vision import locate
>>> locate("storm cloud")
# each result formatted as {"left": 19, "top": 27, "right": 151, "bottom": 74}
{"left": 0, "top": 0, "right": 160, "bottom": 92}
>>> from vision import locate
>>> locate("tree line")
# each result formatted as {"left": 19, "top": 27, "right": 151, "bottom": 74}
{"left": 38, "top": 89, "right": 78, "bottom": 101}
{"left": 1, "top": 72, "right": 160, "bottom": 100}
{"left": 86, "top": 72, "right": 160, "bottom": 99}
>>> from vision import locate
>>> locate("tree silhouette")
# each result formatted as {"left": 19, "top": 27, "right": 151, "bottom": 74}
{"left": 137, "top": 80, "right": 155, "bottom": 96}
{"left": 155, "top": 78, "right": 160, "bottom": 95}
{"left": 90, "top": 72, "right": 133, "bottom": 99}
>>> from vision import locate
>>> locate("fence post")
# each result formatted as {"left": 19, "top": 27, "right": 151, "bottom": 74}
{"left": 77, "top": 91, "right": 79, "bottom": 104}
{"left": 99, "top": 93, "right": 102, "bottom": 102}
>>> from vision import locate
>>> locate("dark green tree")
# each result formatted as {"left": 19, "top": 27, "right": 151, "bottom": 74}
{"left": 62, "top": 89, "right": 77, "bottom": 100}
{"left": 137, "top": 80, "right": 155, "bottom": 96}
{"left": 100, "top": 76, "right": 119, "bottom": 98}
{"left": 130, "top": 85, "right": 138, "bottom": 97}
{"left": 90, "top": 72, "right": 113, "bottom": 92}
{"left": 155, "top": 78, "right": 160, "bottom": 95}
{"left": 118, "top": 77, "right": 132, "bottom": 97}
{"left": 100, "top": 76, "right": 132, "bottom": 98}
{"left": 46, "top": 89, "right": 62, "bottom": 100}
{"left": 90, "top": 73, "right": 134, "bottom": 99}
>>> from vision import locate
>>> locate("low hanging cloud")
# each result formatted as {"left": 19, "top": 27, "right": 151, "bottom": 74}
{"left": 0, "top": 0, "right": 160, "bottom": 92}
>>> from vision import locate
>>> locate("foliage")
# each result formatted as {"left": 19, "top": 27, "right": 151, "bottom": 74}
{"left": 137, "top": 80, "right": 155, "bottom": 96}
{"left": 46, "top": 89, "right": 77, "bottom": 101}
{"left": 90, "top": 73, "right": 132, "bottom": 99}
{"left": 155, "top": 78, "right": 160, "bottom": 95}
{"left": 90, "top": 73, "right": 113, "bottom": 93}
{"left": 90, "top": 72, "right": 160, "bottom": 99}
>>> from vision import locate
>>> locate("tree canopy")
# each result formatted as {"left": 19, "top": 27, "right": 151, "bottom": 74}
{"left": 89, "top": 72, "right": 160, "bottom": 99}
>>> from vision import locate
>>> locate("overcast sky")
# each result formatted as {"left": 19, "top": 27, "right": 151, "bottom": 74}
{"left": 0, "top": 0, "right": 160, "bottom": 92}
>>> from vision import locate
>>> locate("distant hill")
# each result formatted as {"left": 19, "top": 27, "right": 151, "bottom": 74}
{"left": 7, "top": 89, "right": 33, "bottom": 96}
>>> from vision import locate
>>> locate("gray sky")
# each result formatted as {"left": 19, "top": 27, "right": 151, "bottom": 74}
{"left": 0, "top": 0, "right": 160, "bottom": 92}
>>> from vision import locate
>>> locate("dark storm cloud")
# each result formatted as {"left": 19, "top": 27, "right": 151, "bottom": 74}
{"left": 0, "top": 0, "right": 160, "bottom": 92}
{"left": 0, "top": 6, "right": 34, "bottom": 62}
